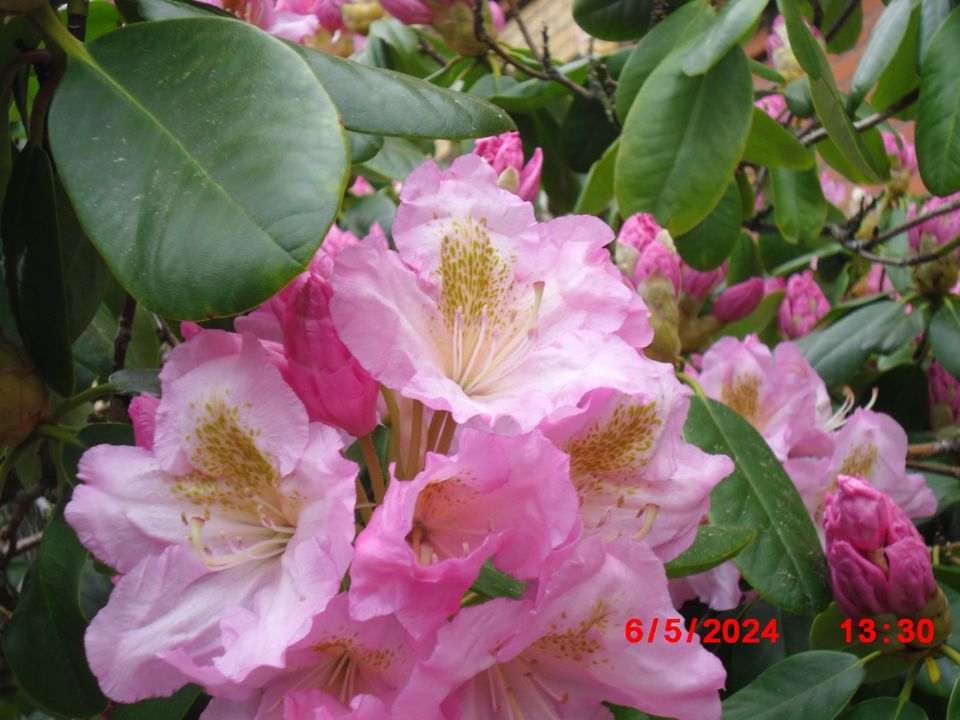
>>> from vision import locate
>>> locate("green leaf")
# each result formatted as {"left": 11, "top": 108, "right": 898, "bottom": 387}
{"left": 343, "top": 191, "right": 396, "bottom": 238}
{"left": 663, "top": 525, "right": 756, "bottom": 578}
{"left": 775, "top": 0, "right": 825, "bottom": 80}
{"left": 749, "top": 59, "right": 785, "bottom": 84}
{"left": 823, "top": 0, "right": 863, "bottom": 53}
{"left": 2, "top": 145, "right": 75, "bottom": 396}
{"left": 771, "top": 166, "right": 827, "bottom": 243}
{"left": 615, "top": 2, "right": 714, "bottom": 124}
{"left": 949, "top": 675, "right": 960, "bottom": 720}
{"left": 784, "top": 75, "right": 815, "bottom": 118}
{"left": 111, "top": 685, "right": 204, "bottom": 720}
{"left": 920, "top": 0, "right": 953, "bottom": 61}
{"left": 470, "top": 561, "right": 526, "bottom": 600}
{"left": 574, "top": 138, "right": 618, "bottom": 215}
{"left": 870, "top": 7, "right": 920, "bottom": 113}
{"left": 109, "top": 368, "right": 161, "bottom": 396}
{"left": 357, "top": 137, "right": 427, "bottom": 183}
{"left": 572, "top": 0, "right": 654, "bottom": 41}
{"left": 674, "top": 179, "right": 743, "bottom": 270}
{"left": 616, "top": 45, "right": 753, "bottom": 236}
{"left": 3, "top": 489, "right": 108, "bottom": 718}
{"left": 809, "top": 602, "right": 914, "bottom": 683}
{"left": 49, "top": 18, "right": 349, "bottom": 320}
{"left": 681, "top": 0, "right": 767, "bottom": 76}
{"left": 816, "top": 126, "right": 890, "bottom": 184}
{"left": 347, "top": 131, "right": 384, "bottom": 164}
{"left": 722, "top": 651, "right": 864, "bottom": 720}
{"left": 796, "top": 300, "right": 926, "bottom": 387}
{"left": 743, "top": 107, "right": 816, "bottom": 169}
{"left": 560, "top": 94, "right": 619, "bottom": 172}
{"left": 684, "top": 397, "right": 831, "bottom": 614}
{"left": 848, "top": 0, "right": 916, "bottom": 111}
{"left": 917, "top": 5, "right": 960, "bottom": 195}
{"left": 846, "top": 698, "right": 928, "bottom": 720}
{"left": 930, "top": 301, "right": 960, "bottom": 378}
{"left": 293, "top": 46, "right": 514, "bottom": 139}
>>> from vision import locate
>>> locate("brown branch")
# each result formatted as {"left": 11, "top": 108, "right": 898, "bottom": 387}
{"left": 857, "top": 195, "right": 960, "bottom": 251}
{"left": 907, "top": 460, "right": 960, "bottom": 480}
{"left": 801, "top": 89, "right": 919, "bottom": 147}
{"left": 909, "top": 436, "right": 960, "bottom": 459}
{"left": 840, "top": 234, "right": 960, "bottom": 267}
{"left": 472, "top": 0, "right": 594, "bottom": 102}
{"left": 416, "top": 36, "right": 447, "bottom": 67}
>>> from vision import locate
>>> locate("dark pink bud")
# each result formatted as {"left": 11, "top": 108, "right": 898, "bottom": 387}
{"left": 711, "top": 277, "right": 764, "bottom": 323}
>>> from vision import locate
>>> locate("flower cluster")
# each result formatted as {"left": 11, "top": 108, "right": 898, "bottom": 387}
{"left": 675, "top": 335, "right": 936, "bottom": 609}
{"left": 67, "top": 152, "right": 733, "bottom": 718}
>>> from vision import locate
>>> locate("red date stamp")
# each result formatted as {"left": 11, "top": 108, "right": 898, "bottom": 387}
{"left": 625, "top": 617, "right": 780, "bottom": 644}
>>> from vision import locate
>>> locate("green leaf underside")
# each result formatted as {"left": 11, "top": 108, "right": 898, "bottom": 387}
{"left": 664, "top": 524, "right": 756, "bottom": 578}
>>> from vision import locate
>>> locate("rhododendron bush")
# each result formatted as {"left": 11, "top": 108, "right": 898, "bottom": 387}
{"left": 3, "top": 0, "right": 960, "bottom": 717}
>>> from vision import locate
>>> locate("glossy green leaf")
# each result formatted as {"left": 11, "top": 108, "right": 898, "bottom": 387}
{"left": 930, "top": 301, "right": 960, "bottom": 378}
{"left": 2, "top": 145, "right": 75, "bottom": 396}
{"left": 471, "top": 561, "right": 526, "bottom": 600}
{"left": 572, "top": 0, "right": 653, "bottom": 41}
{"left": 917, "top": 5, "right": 960, "bottom": 195}
{"left": 675, "top": 180, "right": 743, "bottom": 270}
{"left": 743, "top": 107, "right": 815, "bottom": 169}
{"left": 49, "top": 18, "right": 349, "bottom": 320}
{"left": 749, "top": 59, "right": 785, "bottom": 84}
{"left": 358, "top": 137, "right": 427, "bottom": 182}
{"left": 796, "top": 300, "right": 926, "bottom": 387}
{"left": 347, "top": 131, "right": 384, "bottom": 164}
{"left": 663, "top": 525, "right": 756, "bottom": 579}
{"left": 870, "top": 7, "right": 920, "bottom": 112}
{"left": 109, "top": 368, "right": 161, "bottom": 396}
{"left": 293, "top": 47, "right": 514, "bottom": 139}
{"left": 682, "top": 0, "right": 767, "bottom": 76}
{"left": 816, "top": 126, "right": 890, "bottom": 184}
{"left": 123, "top": 0, "right": 234, "bottom": 21}
{"left": 616, "top": 45, "right": 753, "bottom": 236}
{"left": 560, "top": 94, "right": 619, "bottom": 173}
{"left": 111, "top": 685, "right": 203, "bottom": 720}
{"left": 823, "top": 0, "right": 863, "bottom": 53}
{"left": 848, "top": 0, "right": 916, "bottom": 110}
{"left": 616, "top": 2, "right": 714, "bottom": 123}
{"left": 784, "top": 75, "right": 815, "bottom": 118}
{"left": 722, "top": 651, "right": 864, "bottom": 720}
{"left": 3, "top": 489, "right": 108, "bottom": 718}
{"left": 771, "top": 166, "right": 827, "bottom": 243}
{"left": 574, "top": 138, "right": 618, "bottom": 215}
{"left": 809, "top": 603, "right": 914, "bottom": 683}
{"left": 920, "top": 0, "right": 953, "bottom": 61}
{"left": 846, "top": 698, "right": 927, "bottom": 720}
{"left": 684, "top": 397, "right": 831, "bottom": 614}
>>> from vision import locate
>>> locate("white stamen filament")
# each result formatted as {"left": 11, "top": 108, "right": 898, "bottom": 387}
{"left": 187, "top": 515, "right": 292, "bottom": 570}
{"left": 632, "top": 504, "right": 660, "bottom": 542}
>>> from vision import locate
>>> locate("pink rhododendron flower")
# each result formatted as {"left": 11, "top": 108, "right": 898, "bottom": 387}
{"left": 209, "top": 0, "right": 321, "bottom": 42}
{"left": 394, "top": 537, "right": 726, "bottom": 720}
{"left": 825, "top": 475, "right": 937, "bottom": 619}
{"left": 820, "top": 171, "right": 848, "bottom": 208}
{"left": 826, "top": 409, "right": 936, "bottom": 519}
{"left": 202, "top": 594, "right": 414, "bottom": 718}
{"left": 669, "top": 560, "right": 743, "bottom": 612}
{"left": 473, "top": 131, "right": 543, "bottom": 203}
{"left": 540, "top": 363, "right": 733, "bottom": 562}
{"left": 696, "top": 335, "right": 833, "bottom": 461}
{"left": 907, "top": 193, "right": 960, "bottom": 251}
{"left": 755, "top": 93, "right": 787, "bottom": 121}
{"left": 778, "top": 270, "right": 829, "bottom": 338}
{"left": 881, "top": 130, "right": 918, "bottom": 175}
{"left": 349, "top": 428, "right": 580, "bottom": 639}
{"left": 330, "top": 156, "right": 655, "bottom": 434}
{"left": 766, "top": 14, "right": 824, "bottom": 82}
{"left": 238, "top": 226, "right": 380, "bottom": 438}
{"left": 930, "top": 361, "right": 960, "bottom": 428}
{"left": 128, "top": 393, "right": 160, "bottom": 451}
{"left": 349, "top": 176, "right": 375, "bottom": 196}
{"left": 276, "top": 0, "right": 346, "bottom": 30}
{"left": 66, "top": 331, "right": 357, "bottom": 701}
{"left": 615, "top": 213, "right": 681, "bottom": 294}
{"left": 861, "top": 264, "right": 894, "bottom": 295}
{"left": 711, "top": 277, "right": 765, "bottom": 323}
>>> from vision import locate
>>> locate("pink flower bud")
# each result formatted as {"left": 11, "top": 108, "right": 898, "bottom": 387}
{"left": 0, "top": 338, "right": 46, "bottom": 447}
{"left": 349, "top": 176, "right": 375, "bottom": 196}
{"left": 766, "top": 15, "right": 824, "bottom": 82}
{"left": 778, "top": 270, "right": 829, "bottom": 338}
{"left": 379, "top": 0, "right": 432, "bottom": 24}
{"left": 681, "top": 264, "right": 727, "bottom": 302}
{"left": 128, "top": 394, "right": 160, "bottom": 451}
{"left": 825, "top": 475, "right": 937, "bottom": 619}
{"left": 820, "top": 171, "right": 848, "bottom": 208}
{"left": 755, "top": 94, "right": 787, "bottom": 121}
{"left": 473, "top": 131, "right": 543, "bottom": 203}
{"left": 881, "top": 131, "right": 918, "bottom": 175}
{"left": 930, "top": 361, "right": 960, "bottom": 428}
{"left": 633, "top": 242, "right": 682, "bottom": 296}
{"left": 712, "top": 277, "right": 765, "bottom": 323}
{"left": 617, "top": 213, "right": 664, "bottom": 252}
{"left": 279, "top": 228, "right": 380, "bottom": 437}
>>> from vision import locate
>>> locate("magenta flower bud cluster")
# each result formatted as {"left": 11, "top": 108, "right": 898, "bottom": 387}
{"left": 824, "top": 475, "right": 936, "bottom": 620}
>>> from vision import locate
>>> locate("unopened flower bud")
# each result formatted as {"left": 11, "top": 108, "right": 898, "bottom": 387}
{"left": 929, "top": 362, "right": 960, "bottom": 430}
{"left": 0, "top": 337, "right": 46, "bottom": 447}
{"left": 825, "top": 475, "right": 937, "bottom": 620}
{"left": 778, "top": 270, "right": 829, "bottom": 338}
{"left": 712, "top": 277, "right": 764, "bottom": 323}
{"left": 473, "top": 131, "right": 543, "bottom": 203}
{"left": 766, "top": 15, "right": 825, "bottom": 83}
